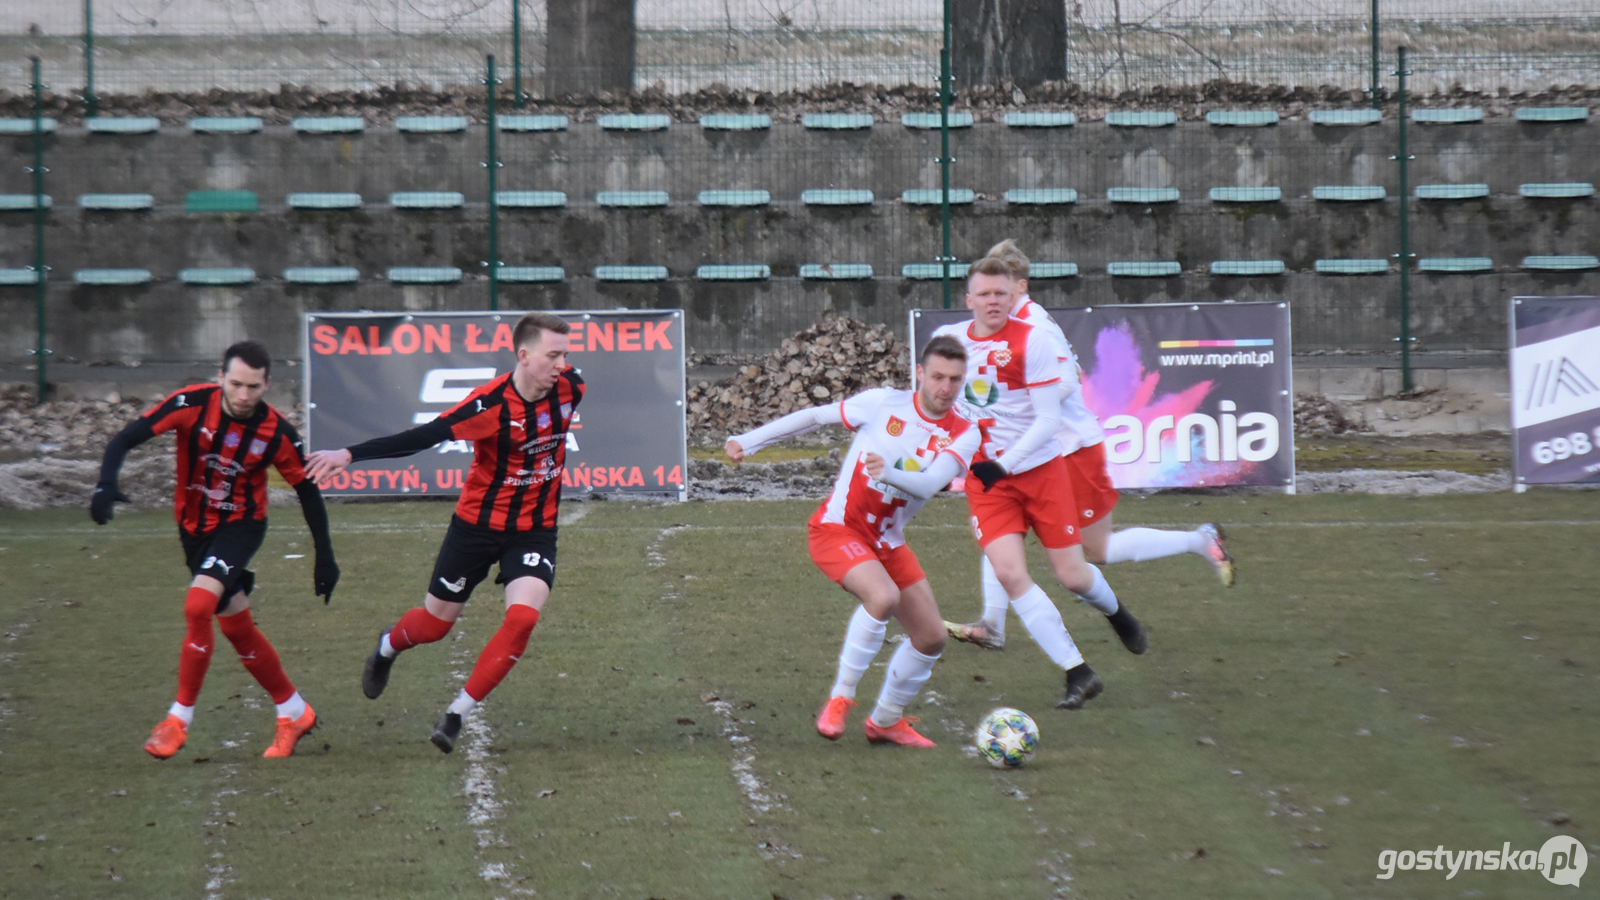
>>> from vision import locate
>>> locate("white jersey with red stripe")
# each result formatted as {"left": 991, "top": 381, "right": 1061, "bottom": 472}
{"left": 1013, "top": 296, "right": 1106, "bottom": 454}
{"left": 931, "top": 316, "right": 1064, "bottom": 474}
{"left": 812, "top": 388, "right": 980, "bottom": 549}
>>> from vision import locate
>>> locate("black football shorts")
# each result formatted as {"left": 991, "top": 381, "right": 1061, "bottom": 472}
{"left": 427, "top": 515, "right": 558, "bottom": 603}
{"left": 180, "top": 519, "right": 265, "bottom": 608}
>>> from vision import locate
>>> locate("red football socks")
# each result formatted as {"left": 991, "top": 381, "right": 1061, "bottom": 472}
{"left": 176, "top": 586, "right": 219, "bottom": 706}
{"left": 217, "top": 607, "right": 295, "bottom": 704}
{"left": 389, "top": 607, "right": 454, "bottom": 652}
{"left": 464, "top": 605, "right": 540, "bottom": 702}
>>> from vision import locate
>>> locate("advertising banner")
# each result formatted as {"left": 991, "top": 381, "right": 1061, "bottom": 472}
{"left": 911, "top": 301, "right": 1294, "bottom": 490}
{"left": 303, "top": 310, "right": 688, "bottom": 500}
{"left": 1509, "top": 296, "right": 1600, "bottom": 487}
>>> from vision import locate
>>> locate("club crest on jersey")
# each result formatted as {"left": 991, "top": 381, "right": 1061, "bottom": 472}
{"left": 991, "top": 348, "right": 1013, "bottom": 368}
{"left": 249, "top": 439, "right": 267, "bottom": 456}
{"left": 886, "top": 416, "right": 905, "bottom": 437}
{"left": 537, "top": 411, "right": 553, "bottom": 431}
{"left": 935, "top": 435, "right": 952, "bottom": 449}
{"left": 223, "top": 431, "right": 241, "bottom": 449}
{"left": 964, "top": 365, "right": 1000, "bottom": 408}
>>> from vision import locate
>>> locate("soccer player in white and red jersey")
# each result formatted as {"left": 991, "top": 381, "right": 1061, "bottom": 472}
{"left": 945, "top": 242, "right": 1234, "bottom": 657}
{"left": 725, "top": 336, "right": 979, "bottom": 747}
{"left": 306, "top": 312, "right": 583, "bottom": 753}
{"left": 931, "top": 257, "right": 1147, "bottom": 710}
{"left": 92, "top": 340, "right": 339, "bottom": 760}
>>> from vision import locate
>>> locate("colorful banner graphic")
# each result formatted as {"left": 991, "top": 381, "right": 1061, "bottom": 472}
{"left": 911, "top": 301, "right": 1295, "bottom": 490}
{"left": 303, "top": 310, "right": 688, "bottom": 499}
{"left": 1509, "top": 296, "right": 1600, "bottom": 487}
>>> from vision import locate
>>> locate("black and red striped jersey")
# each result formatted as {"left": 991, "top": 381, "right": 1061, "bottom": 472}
{"left": 349, "top": 368, "right": 585, "bottom": 531}
{"left": 138, "top": 384, "right": 311, "bottom": 536}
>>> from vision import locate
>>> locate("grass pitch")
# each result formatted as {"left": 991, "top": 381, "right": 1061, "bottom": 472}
{"left": 1, "top": 490, "right": 1596, "bottom": 899}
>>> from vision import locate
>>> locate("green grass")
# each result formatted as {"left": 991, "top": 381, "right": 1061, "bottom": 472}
{"left": 1, "top": 492, "right": 1596, "bottom": 898}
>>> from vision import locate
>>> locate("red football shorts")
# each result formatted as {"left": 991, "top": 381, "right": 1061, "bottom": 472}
{"left": 807, "top": 521, "right": 927, "bottom": 589}
{"left": 1062, "top": 442, "right": 1120, "bottom": 529}
{"left": 965, "top": 455, "right": 1081, "bottom": 549}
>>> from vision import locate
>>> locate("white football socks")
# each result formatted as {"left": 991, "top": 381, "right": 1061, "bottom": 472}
{"left": 871, "top": 642, "right": 940, "bottom": 727}
{"left": 275, "top": 692, "right": 307, "bottom": 721}
{"left": 1103, "top": 527, "right": 1206, "bottom": 564}
{"left": 168, "top": 702, "right": 195, "bottom": 725}
{"left": 1073, "top": 564, "right": 1120, "bottom": 615}
{"left": 1009, "top": 585, "right": 1085, "bottom": 670}
{"left": 379, "top": 631, "right": 397, "bottom": 659}
{"left": 978, "top": 555, "right": 1010, "bottom": 641}
{"left": 447, "top": 689, "right": 477, "bottom": 717}
{"left": 831, "top": 605, "right": 887, "bottom": 700}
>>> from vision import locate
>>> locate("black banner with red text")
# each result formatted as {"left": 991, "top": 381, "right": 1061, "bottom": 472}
{"left": 302, "top": 310, "right": 688, "bottom": 499}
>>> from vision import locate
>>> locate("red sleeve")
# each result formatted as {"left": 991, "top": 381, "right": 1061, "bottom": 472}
{"left": 141, "top": 384, "right": 211, "bottom": 436}
{"left": 271, "top": 418, "right": 310, "bottom": 487}
{"left": 436, "top": 380, "right": 507, "bottom": 441}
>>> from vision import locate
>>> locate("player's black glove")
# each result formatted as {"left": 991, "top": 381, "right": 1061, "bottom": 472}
{"left": 90, "top": 482, "right": 131, "bottom": 524}
{"left": 969, "top": 461, "right": 1007, "bottom": 492}
{"left": 314, "top": 554, "right": 340, "bottom": 604}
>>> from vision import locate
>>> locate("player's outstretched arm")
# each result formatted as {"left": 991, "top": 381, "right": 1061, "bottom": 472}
{"left": 304, "top": 448, "right": 353, "bottom": 485}
{"left": 90, "top": 417, "right": 154, "bottom": 524}
{"left": 869, "top": 452, "right": 966, "bottom": 500}
{"left": 726, "top": 403, "right": 847, "bottom": 460}
{"left": 292, "top": 480, "right": 340, "bottom": 603}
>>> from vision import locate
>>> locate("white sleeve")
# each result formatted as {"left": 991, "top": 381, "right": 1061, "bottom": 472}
{"left": 999, "top": 383, "right": 1063, "bottom": 472}
{"left": 728, "top": 404, "right": 843, "bottom": 456}
{"left": 873, "top": 452, "right": 966, "bottom": 500}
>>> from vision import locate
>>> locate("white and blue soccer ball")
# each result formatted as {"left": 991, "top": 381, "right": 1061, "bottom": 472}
{"left": 975, "top": 707, "right": 1039, "bottom": 768}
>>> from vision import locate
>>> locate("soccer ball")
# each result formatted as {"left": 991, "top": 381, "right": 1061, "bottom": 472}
{"left": 975, "top": 707, "right": 1039, "bottom": 768}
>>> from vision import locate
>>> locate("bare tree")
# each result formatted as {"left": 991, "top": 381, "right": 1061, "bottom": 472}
{"left": 952, "top": 0, "right": 1068, "bottom": 90}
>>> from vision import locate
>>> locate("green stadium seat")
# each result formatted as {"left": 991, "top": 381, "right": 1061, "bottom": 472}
{"left": 86, "top": 117, "right": 160, "bottom": 134}
{"left": 1308, "top": 109, "right": 1381, "bottom": 126}
{"left": 185, "top": 190, "right": 259, "bottom": 213}
{"left": 1414, "top": 183, "right": 1489, "bottom": 200}
{"left": 802, "top": 113, "right": 873, "bottom": 130}
{"left": 1519, "top": 183, "right": 1595, "bottom": 199}
{"left": 179, "top": 267, "right": 256, "bottom": 285}
{"left": 496, "top": 190, "right": 567, "bottom": 208}
{"left": 1209, "top": 187, "right": 1282, "bottom": 203}
{"left": 1029, "top": 262, "right": 1078, "bottom": 279}
{"left": 1006, "top": 188, "right": 1078, "bottom": 205}
{"left": 1207, "top": 110, "right": 1279, "bottom": 127}
{"left": 597, "top": 190, "right": 669, "bottom": 207}
{"left": 1313, "top": 185, "right": 1386, "bottom": 201}
{"left": 1315, "top": 258, "right": 1389, "bottom": 274}
{"left": 902, "top": 188, "right": 975, "bottom": 205}
{"left": 1105, "top": 111, "right": 1176, "bottom": 127}
{"left": 599, "top": 114, "right": 671, "bottom": 131}
{"left": 902, "top": 262, "right": 969, "bottom": 280}
{"left": 1515, "top": 107, "right": 1589, "bottom": 123}
{"left": 0, "top": 268, "right": 39, "bottom": 285}
{"left": 499, "top": 115, "right": 568, "bottom": 132}
{"left": 288, "top": 192, "right": 362, "bottom": 209}
{"left": 390, "top": 191, "right": 465, "bottom": 209}
{"left": 74, "top": 268, "right": 152, "bottom": 285}
{"left": 387, "top": 266, "right": 463, "bottom": 283}
{"left": 1210, "top": 259, "right": 1285, "bottom": 276}
{"left": 396, "top": 115, "right": 467, "bottom": 133}
{"left": 594, "top": 265, "right": 669, "bottom": 281}
{"left": 901, "top": 112, "right": 974, "bottom": 129}
{"left": 497, "top": 265, "right": 565, "bottom": 283}
{"left": 700, "top": 114, "right": 771, "bottom": 131}
{"left": 802, "top": 189, "right": 874, "bottom": 206}
{"left": 697, "top": 264, "right": 771, "bottom": 281}
{"left": 1108, "top": 260, "right": 1181, "bottom": 277}
{"left": 79, "top": 193, "right": 155, "bottom": 210}
{"left": 0, "top": 194, "right": 51, "bottom": 210}
{"left": 292, "top": 116, "right": 365, "bottom": 133}
{"left": 1417, "top": 257, "right": 1493, "bottom": 273}
{"left": 800, "top": 263, "right": 873, "bottom": 280}
{"left": 1411, "top": 108, "right": 1484, "bottom": 125}
{"left": 0, "top": 118, "right": 57, "bottom": 134}
{"left": 1004, "top": 112, "right": 1076, "bottom": 127}
{"left": 283, "top": 266, "right": 360, "bottom": 284}
{"left": 1522, "top": 255, "right": 1600, "bottom": 271}
{"left": 698, "top": 189, "right": 771, "bottom": 207}
{"left": 1108, "top": 187, "right": 1179, "bottom": 203}
{"left": 189, "top": 116, "right": 262, "bottom": 133}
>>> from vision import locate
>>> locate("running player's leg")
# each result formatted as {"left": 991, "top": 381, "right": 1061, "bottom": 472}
{"left": 363, "top": 518, "right": 491, "bottom": 700}
{"left": 1069, "top": 445, "right": 1233, "bottom": 585}
{"left": 867, "top": 573, "right": 944, "bottom": 747}
{"left": 215, "top": 590, "right": 316, "bottom": 758}
{"left": 808, "top": 522, "right": 900, "bottom": 739}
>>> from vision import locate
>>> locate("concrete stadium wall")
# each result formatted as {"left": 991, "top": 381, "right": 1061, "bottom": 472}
{"left": 1, "top": 117, "right": 1597, "bottom": 360}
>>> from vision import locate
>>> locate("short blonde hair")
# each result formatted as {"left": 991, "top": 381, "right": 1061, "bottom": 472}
{"left": 984, "top": 238, "right": 1030, "bottom": 280}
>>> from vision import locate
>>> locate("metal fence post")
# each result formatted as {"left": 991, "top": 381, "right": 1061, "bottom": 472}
{"left": 1394, "top": 46, "right": 1414, "bottom": 392}
{"left": 484, "top": 55, "right": 502, "bottom": 311}
{"left": 30, "top": 57, "right": 51, "bottom": 404}
{"left": 937, "top": 0, "right": 954, "bottom": 310}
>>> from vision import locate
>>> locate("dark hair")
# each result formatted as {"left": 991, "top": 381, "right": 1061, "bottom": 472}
{"left": 919, "top": 334, "right": 967, "bottom": 365}
{"left": 965, "top": 255, "right": 1014, "bottom": 288}
{"left": 513, "top": 311, "right": 571, "bottom": 350}
{"left": 985, "top": 238, "right": 1030, "bottom": 279}
{"left": 222, "top": 340, "right": 271, "bottom": 378}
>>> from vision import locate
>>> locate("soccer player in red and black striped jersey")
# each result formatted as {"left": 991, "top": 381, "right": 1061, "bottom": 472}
{"left": 306, "top": 312, "right": 584, "bottom": 753}
{"left": 93, "top": 340, "right": 339, "bottom": 761}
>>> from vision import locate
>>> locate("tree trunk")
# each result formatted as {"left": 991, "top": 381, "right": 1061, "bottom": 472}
{"left": 545, "top": 0, "right": 636, "bottom": 98}
{"left": 951, "top": 0, "right": 1067, "bottom": 90}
